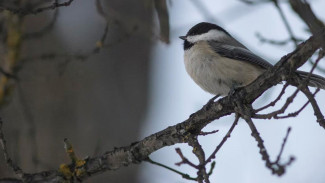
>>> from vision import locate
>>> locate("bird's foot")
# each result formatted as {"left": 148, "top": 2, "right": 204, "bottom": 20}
{"left": 228, "top": 86, "right": 243, "bottom": 96}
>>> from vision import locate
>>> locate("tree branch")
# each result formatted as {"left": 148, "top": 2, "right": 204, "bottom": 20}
{"left": 289, "top": 0, "right": 325, "bottom": 50}
{"left": 0, "top": 0, "right": 74, "bottom": 16}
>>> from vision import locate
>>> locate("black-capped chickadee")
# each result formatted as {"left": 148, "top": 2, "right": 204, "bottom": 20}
{"left": 180, "top": 22, "right": 325, "bottom": 96}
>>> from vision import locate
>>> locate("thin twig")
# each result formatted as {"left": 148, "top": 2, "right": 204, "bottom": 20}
{"left": 253, "top": 88, "right": 300, "bottom": 119}
{"left": 0, "top": 0, "right": 74, "bottom": 15}
{"left": 204, "top": 114, "right": 239, "bottom": 165}
{"left": 244, "top": 116, "right": 293, "bottom": 176}
{"left": 145, "top": 158, "right": 216, "bottom": 182}
{"left": 256, "top": 33, "right": 303, "bottom": 46}
{"left": 276, "top": 88, "right": 320, "bottom": 119}
{"left": 300, "top": 86, "right": 325, "bottom": 128}
{"left": 145, "top": 158, "right": 197, "bottom": 181}
{"left": 64, "top": 138, "right": 78, "bottom": 164}
{"left": 188, "top": 136, "right": 210, "bottom": 183}
{"left": 239, "top": 0, "right": 271, "bottom": 5}
{"left": 207, "top": 161, "right": 216, "bottom": 176}
{"left": 275, "top": 127, "right": 292, "bottom": 163}
{"left": 175, "top": 148, "right": 198, "bottom": 169}
{"left": 255, "top": 83, "right": 289, "bottom": 112}
{"left": 199, "top": 130, "right": 219, "bottom": 136}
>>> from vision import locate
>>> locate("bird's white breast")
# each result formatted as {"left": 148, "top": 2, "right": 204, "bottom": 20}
{"left": 184, "top": 42, "right": 264, "bottom": 95}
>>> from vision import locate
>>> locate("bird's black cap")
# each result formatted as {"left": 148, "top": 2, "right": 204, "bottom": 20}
{"left": 180, "top": 22, "right": 230, "bottom": 50}
{"left": 186, "top": 22, "right": 230, "bottom": 36}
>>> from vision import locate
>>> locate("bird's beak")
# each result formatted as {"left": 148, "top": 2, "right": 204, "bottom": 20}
{"left": 179, "top": 36, "right": 186, "bottom": 40}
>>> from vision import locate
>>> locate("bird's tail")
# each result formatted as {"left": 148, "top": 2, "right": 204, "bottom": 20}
{"left": 296, "top": 71, "right": 325, "bottom": 89}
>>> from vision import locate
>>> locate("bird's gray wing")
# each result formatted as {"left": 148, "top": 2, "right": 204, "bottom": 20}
{"left": 208, "top": 41, "right": 273, "bottom": 69}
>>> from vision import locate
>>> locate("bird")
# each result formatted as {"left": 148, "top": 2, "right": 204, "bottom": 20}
{"left": 179, "top": 22, "right": 325, "bottom": 96}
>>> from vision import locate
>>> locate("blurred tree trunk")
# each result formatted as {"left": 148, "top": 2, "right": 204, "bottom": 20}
{"left": 0, "top": 1, "right": 153, "bottom": 182}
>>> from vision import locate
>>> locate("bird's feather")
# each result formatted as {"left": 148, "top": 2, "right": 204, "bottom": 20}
{"left": 208, "top": 41, "right": 273, "bottom": 69}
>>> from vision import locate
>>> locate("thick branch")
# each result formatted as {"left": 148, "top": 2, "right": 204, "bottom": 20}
{"left": 289, "top": 0, "right": 325, "bottom": 50}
